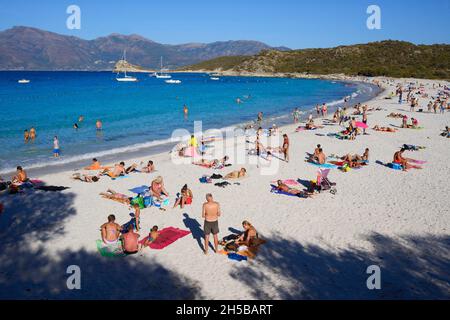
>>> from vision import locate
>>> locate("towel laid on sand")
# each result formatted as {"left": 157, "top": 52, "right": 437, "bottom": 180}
{"left": 306, "top": 162, "right": 337, "bottom": 169}
{"left": 139, "top": 227, "right": 190, "bottom": 250}
{"left": 129, "top": 185, "right": 149, "bottom": 195}
{"left": 96, "top": 240, "right": 125, "bottom": 257}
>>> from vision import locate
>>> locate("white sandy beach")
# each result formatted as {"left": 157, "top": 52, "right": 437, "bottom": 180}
{"left": 0, "top": 76, "right": 449, "bottom": 299}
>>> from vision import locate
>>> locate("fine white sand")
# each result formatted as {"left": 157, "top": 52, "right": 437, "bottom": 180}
{"left": 0, "top": 76, "right": 449, "bottom": 299}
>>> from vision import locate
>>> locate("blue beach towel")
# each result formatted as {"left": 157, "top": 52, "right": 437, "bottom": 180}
{"left": 228, "top": 253, "right": 248, "bottom": 262}
{"left": 111, "top": 175, "right": 129, "bottom": 181}
{"left": 129, "top": 185, "right": 149, "bottom": 194}
{"left": 306, "top": 162, "right": 337, "bottom": 169}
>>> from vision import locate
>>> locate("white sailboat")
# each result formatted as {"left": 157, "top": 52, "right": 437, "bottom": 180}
{"left": 155, "top": 57, "right": 172, "bottom": 79}
{"left": 116, "top": 50, "right": 138, "bottom": 82}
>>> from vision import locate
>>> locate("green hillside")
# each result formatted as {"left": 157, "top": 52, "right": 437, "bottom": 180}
{"left": 182, "top": 41, "right": 450, "bottom": 80}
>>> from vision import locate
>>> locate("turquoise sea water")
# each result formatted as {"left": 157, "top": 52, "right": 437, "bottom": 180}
{"left": 0, "top": 71, "right": 376, "bottom": 174}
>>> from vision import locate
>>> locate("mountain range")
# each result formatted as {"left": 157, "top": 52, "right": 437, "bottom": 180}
{"left": 0, "top": 26, "right": 290, "bottom": 71}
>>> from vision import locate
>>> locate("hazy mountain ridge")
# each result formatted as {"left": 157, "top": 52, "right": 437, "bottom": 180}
{"left": 0, "top": 26, "right": 290, "bottom": 70}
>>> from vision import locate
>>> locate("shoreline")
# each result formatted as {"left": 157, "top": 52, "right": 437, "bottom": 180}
{"left": 0, "top": 75, "right": 449, "bottom": 299}
{"left": 0, "top": 75, "right": 381, "bottom": 178}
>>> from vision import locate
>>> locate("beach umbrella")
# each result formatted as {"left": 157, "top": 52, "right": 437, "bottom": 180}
{"left": 355, "top": 122, "right": 368, "bottom": 129}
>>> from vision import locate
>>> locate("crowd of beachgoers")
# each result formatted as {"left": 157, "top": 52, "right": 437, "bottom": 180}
{"left": 1, "top": 77, "right": 449, "bottom": 257}
{"left": 0, "top": 75, "right": 449, "bottom": 299}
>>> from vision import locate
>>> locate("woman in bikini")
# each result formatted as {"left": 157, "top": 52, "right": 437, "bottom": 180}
{"left": 235, "top": 221, "right": 259, "bottom": 247}
{"left": 173, "top": 184, "right": 193, "bottom": 209}
{"left": 100, "top": 189, "right": 131, "bottom": 205}
{"left": 150, "top": 176, "right": 169, "bottom": 200}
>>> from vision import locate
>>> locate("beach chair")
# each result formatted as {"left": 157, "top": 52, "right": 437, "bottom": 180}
{"left": 317, "top": 169, "right": 337, "bottom": 195}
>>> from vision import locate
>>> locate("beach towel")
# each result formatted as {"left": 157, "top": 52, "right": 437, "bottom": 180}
{"left": 138, "top": 227, "right": 191, "bottom": 250}
{"left": 184, "top": 146, "right": 200, "bottom": 158}
{"left": 129, "top": 185, "right": 149, "bottom": 195}
{"left": 96, "top": 240, "right": 125, "bottom": 257}
{"left": 306, "top": 162, "right": 337, "bottom": 169}
{"left": 111, "top": 175, "right": 129, "bottom": 180}
{"left": 270, "top": 185, "right": 307, "bottom": 198}
{"left": 228, "top": 253, "right": 248, "bottom": 262}
{"left": 270, "top": 179, "right": 300, "bottom": 186}
{"left": 407, "top": 159, "right": 427, "bottom": 165}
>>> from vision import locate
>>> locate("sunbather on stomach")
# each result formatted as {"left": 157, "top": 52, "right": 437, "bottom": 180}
{"left": 224, "top": 168, "right": 247, "bottom": 180}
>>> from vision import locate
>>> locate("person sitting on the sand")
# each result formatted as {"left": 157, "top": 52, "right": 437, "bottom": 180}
{"left": 373, "top": 125, "right": 397, "bottom": 132}
{"left": 401, "top": 115, "right": 408, "bottom": 128}
{"left": 141, "top": 160, "right": 155, "bottom": 173}
{"left": 100, "top": 189, "right": 131, "bottom": 205}
{"left": 305, "top": 118, "right": 318, "bottom": 130}
{"left": 84, "top": 158, "right": 102, "bottom": 170}
{"left": 173, "top": 184, "right": 193, "bottom": 209}
{"left": 11, "top": 166, "right": 28, "bottom": 184}
{"left": 393, "top": 148, "right": 414, "bottom": 171}
{"left": 361, "top": 148, "right": 370, "bottom": 161}
{"left": 100, "top": 214, "right": 122, "bottom": 246}
{"left": 72, "top": 172, "right": 100, "bottom": 183}
{"left": 150, "top": 176, "right": 169, "bottom": 200}
{"left": 120, "top": 224, "right": 140, "bottom": 255}
{"left": 411, "top": 118, "right": 419, "bottom": 128}
{"left": 224, "top": 168, "right": 247, "bottom": 180}
{"left": 275, "top": 180, "right": 311, "bottom": 198}
{"left": 141, "top": 226, "right": 159, "bottom": 249}
{"left": 235, "top": 220, "right": 259, "bottom": 247}
{"left": 309, "top": 148, "right": 326, "bottom": 164}
{"left": 101, "top": 162, "right": 126, "bottom": 178}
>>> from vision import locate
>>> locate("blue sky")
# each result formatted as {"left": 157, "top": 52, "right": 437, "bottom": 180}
{"left": 0, "top": 0, "right": 449, "bottom": 48}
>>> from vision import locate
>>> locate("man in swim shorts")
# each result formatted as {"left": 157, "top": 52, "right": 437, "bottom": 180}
{"left": 121, "top": 224, "right": 140, "bottom": 255}
{"left": 202, "top": 193, "right": 221, "bottom": 255}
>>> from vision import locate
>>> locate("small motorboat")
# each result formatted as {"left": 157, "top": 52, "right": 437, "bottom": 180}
{"left": 165, "top": 79, "right": 181, "bottom": 84}
{"left": 210, "top": 77, "right": 220, "bottom": 81}
{"left": 18, "top": 79, "right": 30, "bottom": 84}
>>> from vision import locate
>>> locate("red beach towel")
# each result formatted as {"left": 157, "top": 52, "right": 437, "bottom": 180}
{"left": 139, "top": 227, "right": 191, "bottom": 250}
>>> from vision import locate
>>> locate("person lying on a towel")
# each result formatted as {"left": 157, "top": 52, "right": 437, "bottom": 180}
{"left": 140, "top": 226, "right": 159, "bottom": 249}
{"left": 275, "top": 180, "right": 312, "bottom": 198}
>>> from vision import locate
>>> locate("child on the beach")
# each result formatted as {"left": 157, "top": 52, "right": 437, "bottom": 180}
{"left": 141, "top": 226, "right": 159, "bottom": 249}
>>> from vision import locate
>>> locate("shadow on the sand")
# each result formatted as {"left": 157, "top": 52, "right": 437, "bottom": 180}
{"left": 182, "top": 213, "right": 214, "bottom": 253}
{"left": 230, "top": 233, "right": 450, "bottom": 299}
{"left": 0, "top": 190, "right": 203, "bottom": 299}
